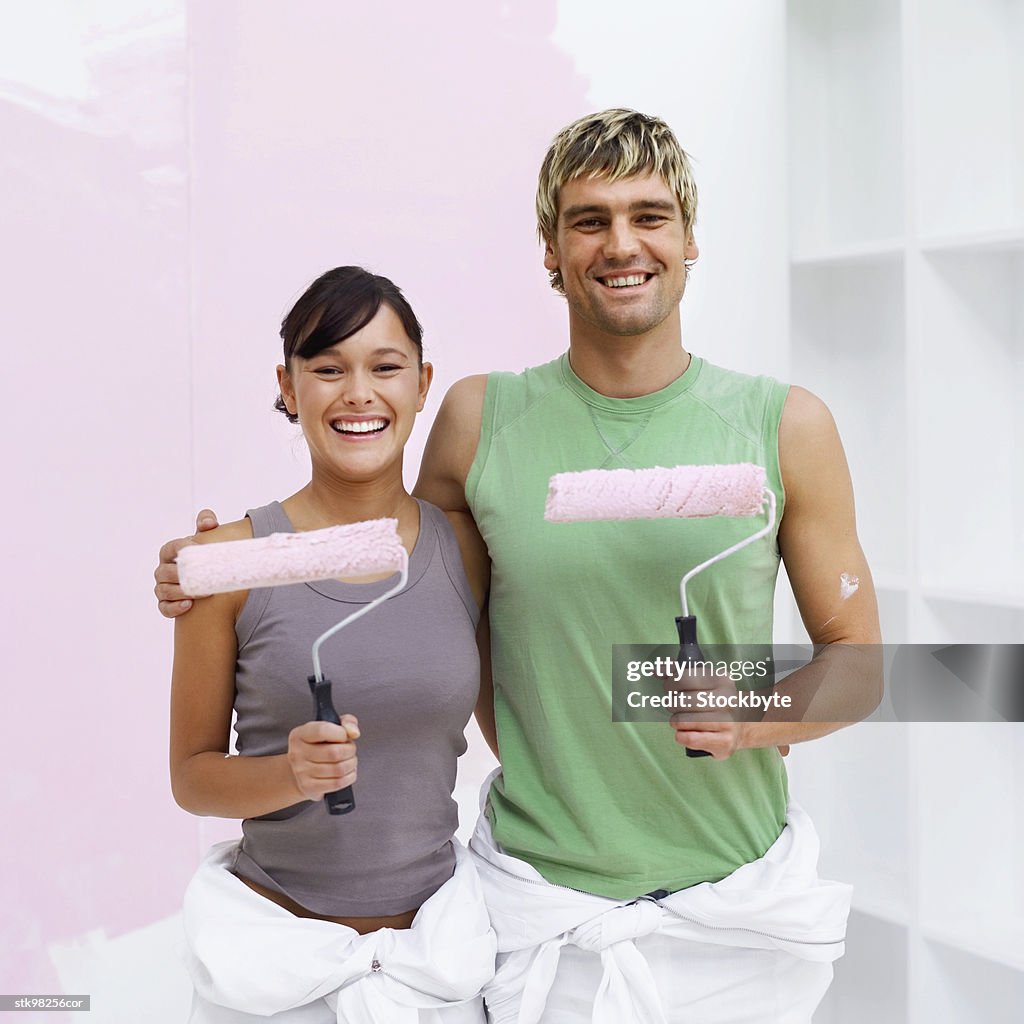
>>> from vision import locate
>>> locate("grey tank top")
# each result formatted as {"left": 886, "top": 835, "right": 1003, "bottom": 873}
{"left": 230, "top": 499, "right": 480, "bottom": 916}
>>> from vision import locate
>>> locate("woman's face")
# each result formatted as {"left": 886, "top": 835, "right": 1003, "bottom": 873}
{"left": 276, "top": 304, "right": 432, "bottom": 484}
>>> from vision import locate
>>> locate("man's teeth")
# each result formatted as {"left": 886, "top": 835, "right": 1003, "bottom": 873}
{"left": 332, "top": 419, "right": 387, "bottom": 434}
{"left": 603, "top": 274, "right": 648, "bottom": 288}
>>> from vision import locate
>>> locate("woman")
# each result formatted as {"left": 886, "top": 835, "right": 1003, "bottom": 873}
{"left": 170, "top": 267, "right": 495, "bottom": 1023}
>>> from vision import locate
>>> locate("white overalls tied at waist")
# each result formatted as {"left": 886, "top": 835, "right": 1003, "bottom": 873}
{"left": 469, "top": 771, "right": 852, "bottom": 1024}
{"left": 183, "top": 839, "right": 496, "bottom": 1024}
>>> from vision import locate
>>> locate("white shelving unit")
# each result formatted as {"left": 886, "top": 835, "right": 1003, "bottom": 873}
{"left": 785, "top": 1, "right": 1024, "bottom": 1020}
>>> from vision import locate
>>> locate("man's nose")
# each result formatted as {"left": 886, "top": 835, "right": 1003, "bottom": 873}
{"left": 603, "top": 219, "right": 641, "bottom": 261}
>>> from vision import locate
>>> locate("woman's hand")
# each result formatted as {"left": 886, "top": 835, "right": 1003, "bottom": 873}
{"left": 287, "top": 716, "right": 360, "bottom": 801}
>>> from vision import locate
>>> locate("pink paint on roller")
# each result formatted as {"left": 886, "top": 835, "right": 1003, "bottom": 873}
{"left": 545, "top": 463, "right": 767, "bottom": 523}
{"left": 177, "top": 519, "right": 405, "bottom": 596}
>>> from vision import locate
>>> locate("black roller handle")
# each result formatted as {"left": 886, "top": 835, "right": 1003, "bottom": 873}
{"left": 675, "top": 615, "right": 713, "bottom": 758}
{"left": 307, "top": 675, "right": 356, "bottom": 814}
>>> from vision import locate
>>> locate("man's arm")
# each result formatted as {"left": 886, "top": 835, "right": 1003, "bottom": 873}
{"left": 749, "top": 385, "right": 882, "bottom": 744}
{"left": 413, "top": 375, "right": 488, "bottom": 513}
{"left": 670, "top": 386, "right": 882, "bottom": 757}
{"left": 414, "top": 375, "right": 498, "bottom": 754}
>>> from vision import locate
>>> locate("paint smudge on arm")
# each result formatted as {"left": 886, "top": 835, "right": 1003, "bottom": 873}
{"left": 840, "top": 572, "right": 860, "bottom": 601}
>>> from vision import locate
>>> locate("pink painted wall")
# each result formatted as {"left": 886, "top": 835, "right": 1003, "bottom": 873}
{"left": 0, "top": 2, "right": 586, "bottom": 1018}
{"left": 187, "top": 0, "right": 588, "bottom": 519}
{"left": 0, "top": 3, "right": 194, "bottom": 1014}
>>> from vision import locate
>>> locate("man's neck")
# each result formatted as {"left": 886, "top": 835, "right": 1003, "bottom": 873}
{"left": 566, "top": 318, "right": 692, "bottom": 399}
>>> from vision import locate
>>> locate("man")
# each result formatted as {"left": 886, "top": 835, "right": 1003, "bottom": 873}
{"left": 158, "top": 109, "right": 880, "bottom": 1022}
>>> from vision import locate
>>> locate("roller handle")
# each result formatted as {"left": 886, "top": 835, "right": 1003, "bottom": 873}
{"left": 675, "top": 615, "right": 713, "bottom": 758}
{"left": 307, "top": 676, "right": 356, "bottom": 814}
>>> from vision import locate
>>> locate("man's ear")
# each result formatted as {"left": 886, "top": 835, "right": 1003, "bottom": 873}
{"left": 543, "top": 237, "right": 560, "bottom": 274}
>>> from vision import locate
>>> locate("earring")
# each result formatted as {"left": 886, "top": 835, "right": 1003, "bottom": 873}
{"left": 684, "top": 257, "right": 697, "bottom": 272}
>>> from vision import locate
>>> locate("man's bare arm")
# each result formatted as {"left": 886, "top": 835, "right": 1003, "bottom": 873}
{"left": 751, "top": 385, "right": 882, "bottom": 745}
{"left": 413, "top": 375, "right": 488, "bottom": 513}
{"left": 670, "top": 386, "right": 882, "bottom": 757}
{"left": 416, "top": 376, "right": 498, "bottom": 754}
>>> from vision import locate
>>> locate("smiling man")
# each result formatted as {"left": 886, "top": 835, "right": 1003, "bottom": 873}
{"left": 415, "top": 109, "right": 880, "bottom": 1023}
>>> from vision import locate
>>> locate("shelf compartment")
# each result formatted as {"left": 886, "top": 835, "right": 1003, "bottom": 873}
{"left": 875, "top": 584, "right": 908, "bottom": 646}
{"left": 914, "top": 0, "right": 1024, "bottom": 238}
{"left": 920, "top": 226, "right": 1024, "bottom": 257}
{"left": 917, "top": 592, "right": 1024, "bottom": 646}
{"left": 917, "top": 940, "right": 1024, "bottom": 1023}
{"left": 920, "top": 584, "right": 1024, "bottom": 613}
{"left": 813, "top": 911, "right": 907, "bottom": 1023}
{"left": 915, "top": 724, "right": 1024, "bottom": 940}
{"left": 915, "top": 250, "right": 1024, "bottom": 609}
{"left": 792, "top": 239, "right": 905, "bottom": 268}
{"left": 922, "top": 918, "right": 1024, "bottom": 974}
{"left": 790, "top": 258, "right": 907, "bottom": 581}
{"left": 785, "top": 724, "right": 910, "bottom": 924}
{"left": 787, "top": 0, "right": 903, "bottom": 254}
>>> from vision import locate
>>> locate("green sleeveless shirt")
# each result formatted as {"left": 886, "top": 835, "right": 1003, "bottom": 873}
{"left": 467, "top": 353, "right": 791, "bottom": 897}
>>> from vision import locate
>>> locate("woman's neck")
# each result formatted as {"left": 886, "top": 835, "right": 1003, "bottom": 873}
{"left": 283, "top": 475, "right": 417, "bottom": 532}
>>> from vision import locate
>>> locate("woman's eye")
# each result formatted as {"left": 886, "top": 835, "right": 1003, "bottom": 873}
{"left": 375, "top": 364, "right": 401, "bottom": 373}
{"left": 313, "top": 367, "right": 342, "bottom": 376}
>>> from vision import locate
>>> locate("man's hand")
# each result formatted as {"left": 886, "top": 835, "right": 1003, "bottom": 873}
{"left": 153, "top": 509, "right": 220, "bottom": 618}
{"left": 664, "top": 666, "right": 791, "bottom": 759}
{"left": 664, "top": 663, "right": 745, "bottom": 759}
{"left": 287, "top": 716, "right": 360, "bottom": 801}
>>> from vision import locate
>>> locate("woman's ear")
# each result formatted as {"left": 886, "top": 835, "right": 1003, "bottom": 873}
{"left": 276, "top": 364, "right": 297, "bottom": 416}
{"left": 417, "top": 362, "right": 434, "bottom": 412}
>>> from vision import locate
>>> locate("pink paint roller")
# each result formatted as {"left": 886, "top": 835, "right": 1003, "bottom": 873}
{"left": 178, "top": 519, "right": 409, "bottom": 813}
{"left": 545, "top": 463, "right": 776, "bottom": 757}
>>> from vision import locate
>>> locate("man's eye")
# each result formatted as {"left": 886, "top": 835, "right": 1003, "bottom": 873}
{"left": 574, "top": 219, "right": 604, "bottom": 229}
{"left": 638, "top": 215, "right": 667, "bottom": 224}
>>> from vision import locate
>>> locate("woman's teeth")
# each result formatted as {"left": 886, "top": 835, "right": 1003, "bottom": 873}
{"left": 332, "top": 418, "right": 387, "bottom": 434}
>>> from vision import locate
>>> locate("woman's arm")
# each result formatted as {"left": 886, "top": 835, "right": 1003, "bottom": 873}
{"left": 169, "top": 520, "right": 360, "bottom": 817}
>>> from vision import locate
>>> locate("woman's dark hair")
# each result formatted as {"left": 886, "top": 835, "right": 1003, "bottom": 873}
{"left": 274, "top": 266, "right": 424, "bottom": 423}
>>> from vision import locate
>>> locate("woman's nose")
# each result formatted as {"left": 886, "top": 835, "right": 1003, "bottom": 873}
{"left": 342, "top": 372, "right": 374, "bottom": 404}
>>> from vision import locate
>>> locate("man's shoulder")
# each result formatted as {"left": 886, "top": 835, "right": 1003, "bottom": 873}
{"left": 688, "top": 358, "right": 791, "bottom": 437}
{"left": 778, "top": 385, "right": 836, "bottom": 440}
{"left": 441, "top": 373, "right": 489, "bottom": 417}
{"left": 485, "top": 355, "right": 566, "bottom": 419}
{"left": 693, "top": 356, "right": 789, "bottom": 396}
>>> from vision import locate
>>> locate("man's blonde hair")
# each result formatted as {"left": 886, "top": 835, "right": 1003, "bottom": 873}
{"left": 536, "top": 108, "right": 698, "bottom": 292}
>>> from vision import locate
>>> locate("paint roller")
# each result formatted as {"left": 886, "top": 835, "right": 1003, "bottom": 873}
{"left": 178, "top": 519, "right": 409, "bottom": 812}
{"left": 545, "top": 463, "right": 776, "bottom": 757}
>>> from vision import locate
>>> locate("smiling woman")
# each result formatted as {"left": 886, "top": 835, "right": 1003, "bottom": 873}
{"left": 274, "top": 270, "right": 432, "bottom": 489}
{"left": 166, "top": 266, "right": 495, "bottom": 1022}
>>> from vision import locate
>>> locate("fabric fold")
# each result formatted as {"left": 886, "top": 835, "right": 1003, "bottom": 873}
{"left": 183, "top": 839, "right": 495, "bottom": 1023}
{"left": 470, "top": 770, "right": 850, "bottom": 1024}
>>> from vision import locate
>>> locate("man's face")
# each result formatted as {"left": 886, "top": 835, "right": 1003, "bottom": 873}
{"left": 544, "top": 170, "right": 698, "bottom": 339}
